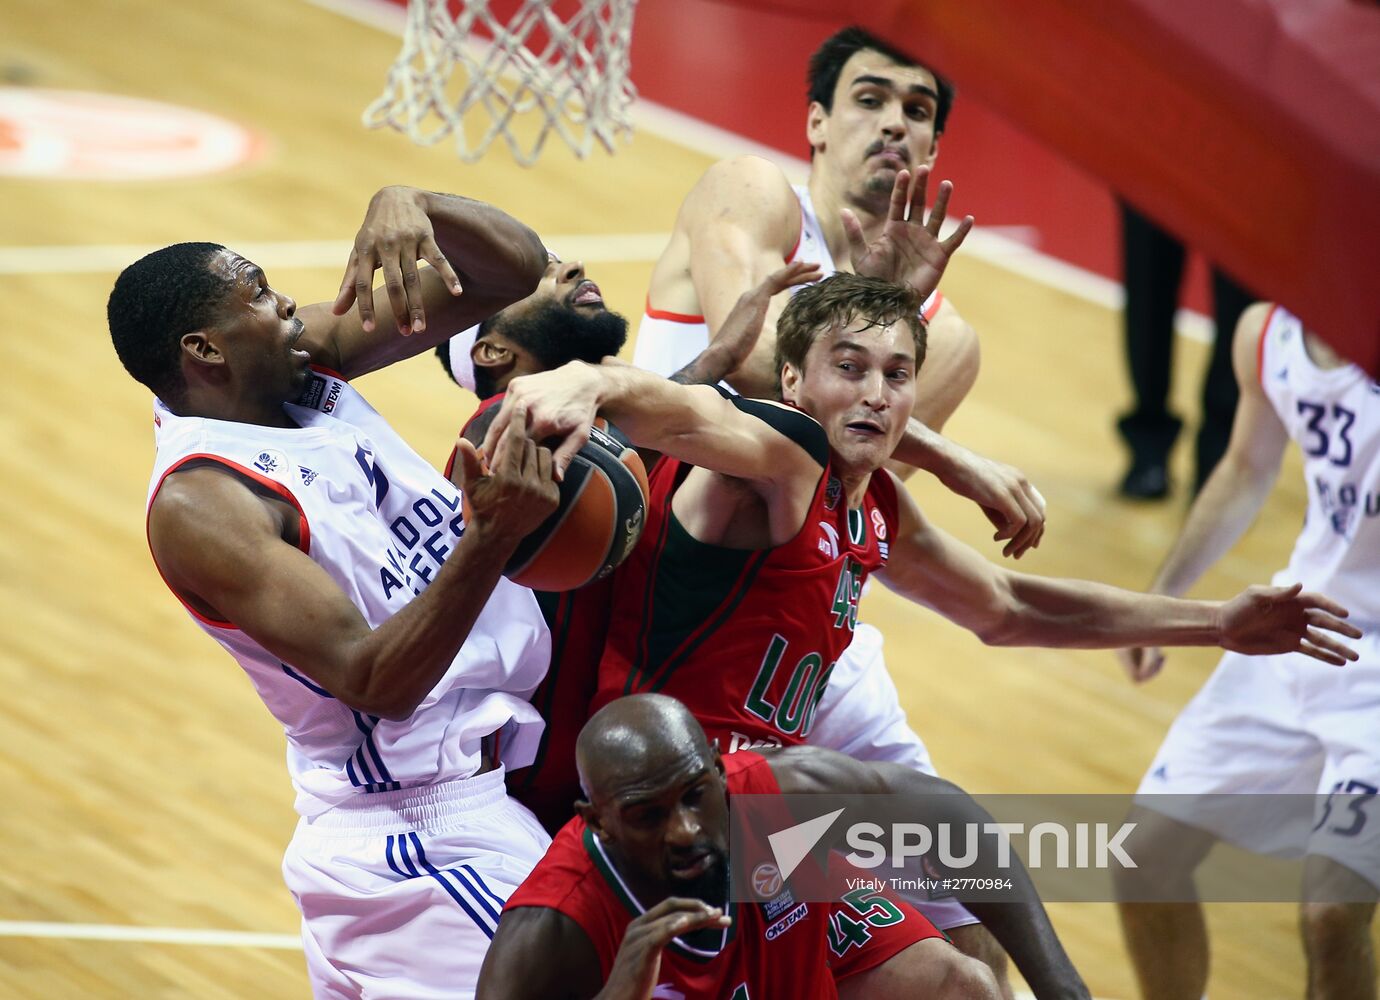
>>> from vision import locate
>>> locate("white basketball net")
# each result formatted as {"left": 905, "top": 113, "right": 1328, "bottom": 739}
{"left": 364, "top": 0, "right": 639, "bottom": 166}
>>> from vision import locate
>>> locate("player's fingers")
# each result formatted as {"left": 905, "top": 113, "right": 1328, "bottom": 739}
{"left": 551, "top": 425, "right": 591, "bottom": 483}
{"left": 888, "top": 169, "right": 911, "bottom": 223}
{"left": 491, "top": 404, "right": 529, "bottom": 474}
{"left": 536, "top": 444, "right": 554, "bottom": 484}
{"left": 1298, "top": 638, "right": 1349, "bottom": 667}
{"left": 907, "top": 164, "right": 929, "bottom": 224}
{"left": 400, "top": 250, "right": 425, "bottom": 334}
{"left": 480, "top": 402, "right": 512, "bottom": 460}
{"left": 1307, "top": 608, "right": 1364, "bottom": 639}
{"left": 1301, "top": 591, "right": 1353, "bottom": 620}
{"left": 379, "top": 249, "right": 411, "bottom": 335}
{"left": 941, "top": 215, "right": 975, "bottom": 254}
{"left": 332, "top": 250, "right": 360, "bottom": 315}
{"left": 646, "top": 908, "right": 730, "bottom": 946}
{"left": 1305, "top": 628, "right": 1360, "bottom": 662}
{"left": 352, "top": 251, "right": 378, "bottom": 332}
{"left": 1137, "top": 648, "right": 1166, "bottom": 682}
{"left": 452, "top": 438, "right": 486, "bottom": 490}
{"left": 781, "top": 260, "right": 824, "bottom": 289}
{"left": 419, "top": 235, "right": 464, "bottom": 297}
{"left": 841, "top": 210, "right": 867, "bottom": 263}
{"left": 926, "top": 179, "right": 951, "bottom": 235}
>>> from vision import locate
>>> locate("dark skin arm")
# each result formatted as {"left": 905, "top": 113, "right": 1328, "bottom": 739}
{"left": 297, "top": 186, "right": 548, "bottom": 380}
{"left": 477, "top": 907, "right": 604, "bottom": 1000}
{"left": 768, "top": 745, "right": 1091, "bottom": 1000}
{"left": 147, "top": 411, "right": 558, "bottom": 721}
{"left": 477, "top": 899, "right": 730, "bottom": 1000}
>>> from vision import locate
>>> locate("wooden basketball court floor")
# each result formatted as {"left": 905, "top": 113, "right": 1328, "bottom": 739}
{"left": 2, "top": 0, "right": 1372, "bottom": 996}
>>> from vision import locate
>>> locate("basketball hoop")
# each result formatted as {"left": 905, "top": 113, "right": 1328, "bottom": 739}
{"left": 364, "top": 0, "right": 639, "bottom": 167}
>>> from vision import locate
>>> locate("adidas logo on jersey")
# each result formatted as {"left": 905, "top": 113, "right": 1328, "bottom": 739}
{"left": 299, "top": 466, "right": 318, "bottom": 486}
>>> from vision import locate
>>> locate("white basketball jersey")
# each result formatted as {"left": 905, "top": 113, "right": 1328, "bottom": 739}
{"left": 1259, "top": 306, "right": 1380, "bottom": 623}
{"left": 146, "top": 368, "right": 550, "bottom": 818}
{"left": 632, "top": 184, "right": 940, "bottom": 380}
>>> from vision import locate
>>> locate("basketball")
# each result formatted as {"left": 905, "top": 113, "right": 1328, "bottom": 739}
{"left": 459, "top": 409, "right": 650, "bottom": 592}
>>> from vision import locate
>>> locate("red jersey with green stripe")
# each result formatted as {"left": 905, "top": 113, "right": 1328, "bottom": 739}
{"left": 595, "top": 434, "right": 899, "bottom": 753}
{"left": 504, "top": 751, "right": 837, "bottom": 999}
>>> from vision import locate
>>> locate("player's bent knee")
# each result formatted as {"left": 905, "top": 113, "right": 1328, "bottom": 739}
{"left": 1300, "top": 900, "right": 1377, "bottom": 946}
{"left": 1112, "top": 808, "right": 1216, "bottom": 899}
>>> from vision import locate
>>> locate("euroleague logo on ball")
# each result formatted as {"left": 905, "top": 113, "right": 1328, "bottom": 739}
{"left": 751, "top": 862, "right": 783, "bottom": 898}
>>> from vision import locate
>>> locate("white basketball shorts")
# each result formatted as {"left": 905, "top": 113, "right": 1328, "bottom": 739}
{"left": 282, "top": 767, "right": 551, "bottom": 999}
{"left": 1136, "top": 629, "right": 1380, "bottom": 890}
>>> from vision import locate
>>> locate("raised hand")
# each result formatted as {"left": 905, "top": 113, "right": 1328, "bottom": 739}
{"left": 453, "top": 403, "right": 559, "bottom": 546}
{"left": 1218, "top": 583, "right": 1362, "bottom": 665}
{"left": 687, "top": 260, "right": 823, "bottom": 382}
{"left": 595, "top": 898, "right": 731, "bottom": 1000}
{"left": 332, "top": 186, "right": 464, "bottom": 335}
{"left": 842, "top": 166, "right": 973, "bottom": 300}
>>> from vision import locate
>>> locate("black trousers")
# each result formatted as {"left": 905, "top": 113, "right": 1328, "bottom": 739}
{"left": 1117, "top": 203, "right": 1255, "bottom": 489}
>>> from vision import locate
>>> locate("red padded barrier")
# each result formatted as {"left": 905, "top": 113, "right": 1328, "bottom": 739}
{"left": 760, "top": 0, "right": 1380, "bottom": 370}
{"left": 385, "top": 0, "right": 1380, "bottom": 371}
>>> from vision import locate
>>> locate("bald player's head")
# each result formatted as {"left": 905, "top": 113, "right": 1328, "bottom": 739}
{"left": 575, "top": 695, "right": 730, "bottom": 907}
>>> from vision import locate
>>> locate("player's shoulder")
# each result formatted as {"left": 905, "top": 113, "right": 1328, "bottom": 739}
{"left": 682, "top": 156, "right": 798, "bottom": 228}
{"left": 1231, "top": 300, "right": 1277, "bottom": 385}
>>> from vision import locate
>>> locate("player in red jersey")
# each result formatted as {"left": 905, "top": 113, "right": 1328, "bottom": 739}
{"left": 438, "top": 245, "right": 1046, "bottom": 832}
{"left": 487, "top": 267, "right": 1358, "bottom": 750}
{"left": 476, "top": 693, "right": 1069, "bottom": 999}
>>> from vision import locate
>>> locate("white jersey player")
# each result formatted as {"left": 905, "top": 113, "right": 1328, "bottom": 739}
{"left": 634, "top": 183, "right": 945, "bottom": 380}
{"left": 1116, "top": 303, "right": 1377, "bottom": 1000}
{"left": 114, "top": 186, "right": 560, "bottom": 999}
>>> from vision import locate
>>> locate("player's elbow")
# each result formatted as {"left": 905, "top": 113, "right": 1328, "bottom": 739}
{"left": 968, "top": 586, "right": 1025, "bottom": 646}
{"left": 335, "top": 671, "right": 422, "bottom": 722}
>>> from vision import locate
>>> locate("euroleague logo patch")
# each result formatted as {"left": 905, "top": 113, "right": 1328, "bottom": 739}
{"left": 0, "top": 88, "right": 264, "bottom": 180}
{"left": 751, "top": 862, "right": 783, "bottom": 899}
{"left": 870, "top": 506, "right": 887, "bottom": 540}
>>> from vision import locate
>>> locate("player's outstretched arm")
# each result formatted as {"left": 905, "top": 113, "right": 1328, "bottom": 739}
{"left": 770, "top": 746, "right": 1091, "bottom": 1000}
{"left": 483, "top": 360, "right": 824, "bottom": 492}
{"left": 669, "top": 260, "right": 822, "bottom": 387}
{"left": 476, "top": 907, "right": 606, "bottom": 1000}
{"left": 678, "top": 156, "right": 807, "bottom": 397}
{"left": 875, "top": 472, "right": 1361, "bottom": 662}
{"left": 298, "top": 186, "right": 547, "bottom": 379}
{"left": 147, "top": 412, "right": 557, "bottom": 720}
{"left": 1118, "top": 301, "right": 1290, "bottom": 681}
{"left": 892, "top": 417, "right": 1046, "bottom": 558}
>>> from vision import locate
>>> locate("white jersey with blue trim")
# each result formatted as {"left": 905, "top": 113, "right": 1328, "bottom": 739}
{"left": 1258, "top": 306, "right": 1380, "bottom": 624}
{"left": 632, "top": 184, "right": 941, "bottom": 380}
{"left": 146, "top": 368, "right": 550, "bottom": 818}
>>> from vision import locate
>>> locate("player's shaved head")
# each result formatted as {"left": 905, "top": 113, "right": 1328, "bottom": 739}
{"left": 575, "top": 695, "right": 731, "bottom": 908}
{"left": 576, "top": 694, "right": 713, "bottom": 802}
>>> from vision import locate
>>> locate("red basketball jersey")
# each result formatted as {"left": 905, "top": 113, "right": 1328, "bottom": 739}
{"left": 504, "top": 752, "right": 838, "bottom": 999}
{"left": 596, "top": 452, "right": 899, "bottom": 753}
